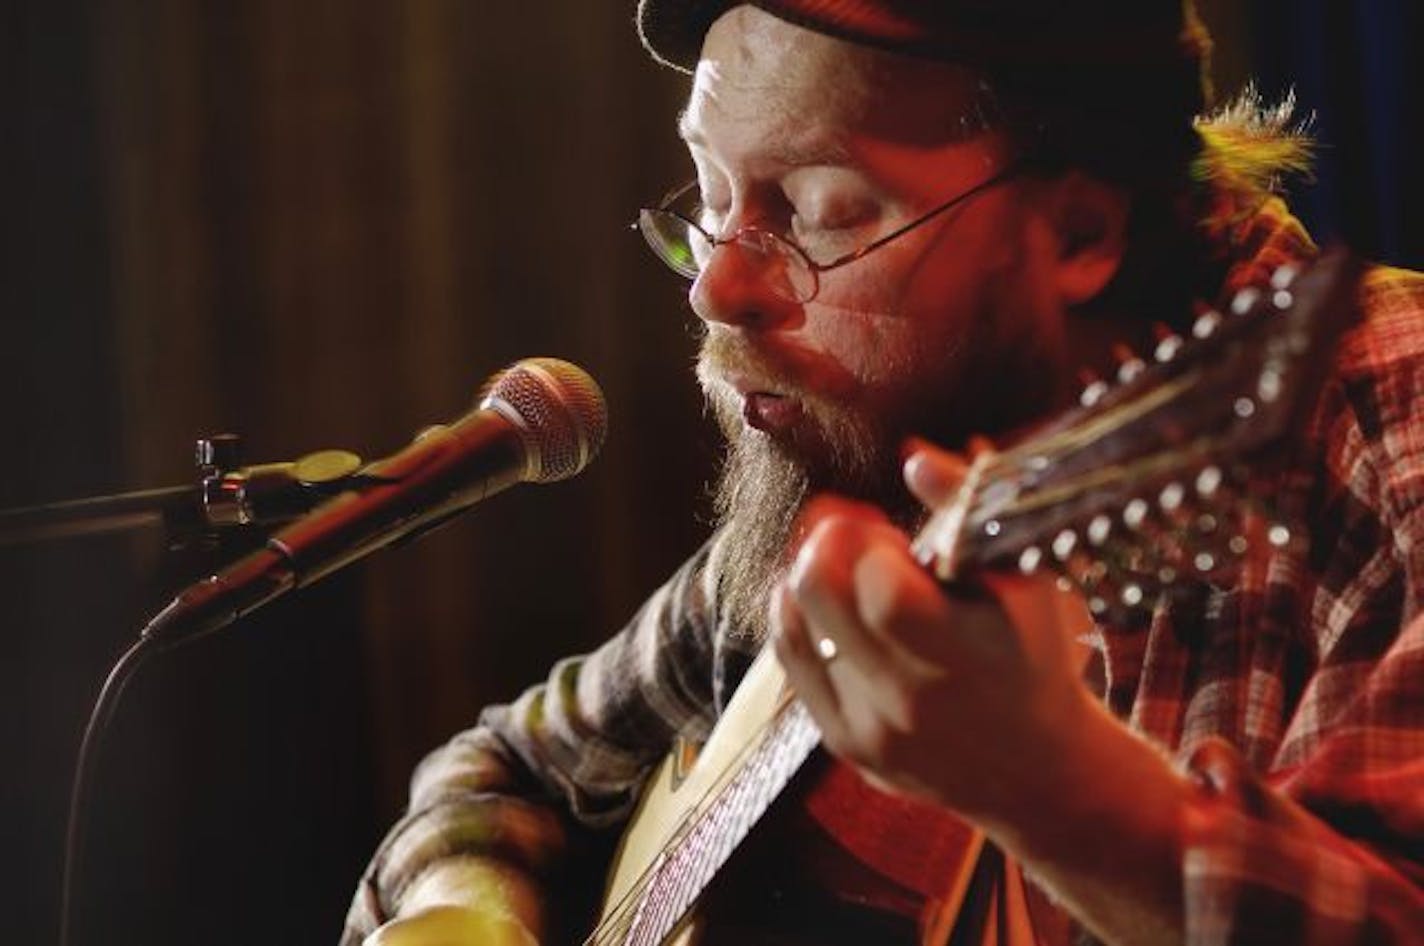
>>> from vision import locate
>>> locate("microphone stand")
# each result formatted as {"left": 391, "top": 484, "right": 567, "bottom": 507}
{"left": 0, "top": 485, "right": 204, "bottom": 546}
{"left": 0, "top": 434, "right": 365, "bottom": 548}
{"left": 17, "top": 433, "right": 366, "bottom": 946}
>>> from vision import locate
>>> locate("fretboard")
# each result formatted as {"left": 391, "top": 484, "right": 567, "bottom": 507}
{"left": 590, "top": 700, "right": 821, "bottom": 946}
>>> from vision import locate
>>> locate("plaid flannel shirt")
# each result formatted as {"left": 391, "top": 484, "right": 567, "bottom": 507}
{"left": 342, "top": 199, "right": 1424, "bottom": 944}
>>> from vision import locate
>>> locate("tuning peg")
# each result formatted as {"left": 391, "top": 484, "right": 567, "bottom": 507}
{"left": 1085, "top": 556, "right": 1161, "bottom": 620}
{"left": 1270, "top": 263, "right": 1304, "bottom": 309}
{"left": 1154, "top": 333, "right": 1185, "bottom": 363}
{"left": 1158, "top": 481, "right": 1186, "bottom": 514}
{"left": 1195, "top": 465, "right": 1224, "bottom": 498}
{"left": 1078, "top": 368, "right": 1109, "bottom": 408}
{"left": 1118, "top": 582, "right": 1148, "bottom": 609}
{"left": 1230, "top": 286, "right": 1262, "bottom": 316}
{"left": 1086, "top": 514, "right": 1113, "bottom": 546}
{"left": 1047, "top": 531, "right": 1124, "bottom": 610}
{"left": 1123, "top": 497, "right": 1151, "bottom": 531}
{"left": 1192, "top": 308, "right": 1223, "bottom": 339}
{"left": 1258, "top": 364, "right": 1285, "bottom": 403}
{"left": 1112, "top": 344, "right": 1146, "bottom": 383}
{"left": 1015, "top": 544, "right": 1087, "bottom": 596}
{"left": 1191, "top": 550, "right": 1219, "bottom": 573}
{"left": 1270, "top": 264, "right": 1299, "bottom": 290}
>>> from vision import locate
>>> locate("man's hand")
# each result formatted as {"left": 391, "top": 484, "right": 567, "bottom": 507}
{"left": 364, "top": 906, "right": 541, "bottom": 946}
{"left": 363, "top": 905, "right": 538, "bottom": 946}
{"left": 772, "top": 441, "right": 1193, "bottom": 944}
{"left": 771, "top": 441, "right": 1095, "bottom": 827}
{"left": 362, "top": 858, "right": 542, "bottom": 946}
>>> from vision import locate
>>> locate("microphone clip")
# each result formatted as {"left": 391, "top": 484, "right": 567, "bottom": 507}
{"left": 196, "top": 433, "right": 366, "bottom": 530}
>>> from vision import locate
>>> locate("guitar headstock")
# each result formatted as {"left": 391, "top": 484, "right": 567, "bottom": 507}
{"left": 913, "top": 246, "right": 1364, "bottom": 622}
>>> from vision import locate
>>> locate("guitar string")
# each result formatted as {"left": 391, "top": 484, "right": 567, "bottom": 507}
{"left": 616, "top": 744, "right": 748, "bottom": 946}
{"left": 668, "top": 714, "right": 779, "bottom": 926}
{"left": 590, "top": 717, "right": 785, "bottom": 946}
{"left": 586, "top": 701, "right": 804, "bottom": 945}
{"left": 634, "top": 708, "right": 802, "bottom": 945}
{"left": 590, "top": 702, "right": 820, "bottom": 945}
{"left": 645, "top": 705, "right": 819, "bottom": 944}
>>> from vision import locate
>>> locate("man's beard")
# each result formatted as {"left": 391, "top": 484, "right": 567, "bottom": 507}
{"left": 700, "top": 334, "right": 924, "bottom": 643}
{"left": 696, "top": 258, "right": 1057, "bottom": 643}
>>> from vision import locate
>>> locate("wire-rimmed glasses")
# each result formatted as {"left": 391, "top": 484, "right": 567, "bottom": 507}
{"left": 635, "top": 164, "right": 1018, "bottom": 304}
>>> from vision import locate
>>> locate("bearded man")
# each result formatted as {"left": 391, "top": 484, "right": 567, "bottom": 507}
{"left": 342, "top": 2, "right": 1424, "bottom": 943}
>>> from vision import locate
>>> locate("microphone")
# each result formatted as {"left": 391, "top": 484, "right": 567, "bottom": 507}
{"left": 141, "top": 358, "right": 607, "bottom": 646}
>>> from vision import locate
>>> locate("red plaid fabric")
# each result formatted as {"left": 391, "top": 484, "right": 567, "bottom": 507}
{"left": 341, "top": 201, "right": 1424, "bottom": 944}
{"left": 1091, "top": 197, "right": 1424, "bottom": 942}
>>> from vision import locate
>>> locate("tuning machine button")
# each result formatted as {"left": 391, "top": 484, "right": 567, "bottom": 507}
{"left": 1230, "top": 286, "right": 1262, "bottom": 316}
{"left": 1192, "top": 309, "right": 1223, "bottom": 339}
{"left": 1018, "top": 545, "right": 1044, "bottom": 575}
{"left": 1080, "top": 379, "right": 1109, "bottom": 408}
{"left": 1113, "top": 344, "right": 1146, "bottom": 384}
{"left": 1154, "top": 334, "right": 1184, "bottom": 363}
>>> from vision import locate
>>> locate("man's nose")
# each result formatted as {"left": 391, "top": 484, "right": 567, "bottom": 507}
{"left": 689, "top": 238, "right": 801, "bottom": 331}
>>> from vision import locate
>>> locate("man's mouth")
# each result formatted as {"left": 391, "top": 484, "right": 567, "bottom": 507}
{"left": 741, "top": 390, "right": 804, "bottom": 433}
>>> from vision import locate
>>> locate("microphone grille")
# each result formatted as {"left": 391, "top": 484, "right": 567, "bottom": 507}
{"left": 480, "top": 358, "right": 608, "bottom": 482}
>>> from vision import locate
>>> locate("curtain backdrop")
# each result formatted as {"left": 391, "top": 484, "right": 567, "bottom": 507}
{"left": 1245, "top": 0, "right": 1423, "bottom": 265}
{"left": 2, "top": 3, "right": 1416, "bottom": 945}
{"left": 4, "top": 3, "right": 702, "bottom": 943}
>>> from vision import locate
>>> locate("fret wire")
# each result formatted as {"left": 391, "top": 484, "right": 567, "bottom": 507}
{"left": 592, "top": 702, "right": 790, "bottom": 945}
{"left": 591, "top": 687, "right": 824, "bottom": 945}
{"left": 589, "top": 847, "right": 661, "bottom": 945}
{"left": 645, "top": 719, "right": 778, "bottom": 941}
{"left": 629, "top": 700, "right": 822, "bottom": 944}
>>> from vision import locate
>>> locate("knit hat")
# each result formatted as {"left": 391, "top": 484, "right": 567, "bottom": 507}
{"left": 636, "top": 0, "right": 1213, "bottom": 123}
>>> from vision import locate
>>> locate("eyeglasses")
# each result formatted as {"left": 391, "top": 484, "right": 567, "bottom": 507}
{"left": 635, "top": 164, "right": 1018, "bottom": 304}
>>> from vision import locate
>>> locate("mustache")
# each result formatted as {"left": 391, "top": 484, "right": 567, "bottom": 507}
{"left": 697, "top": 331, "right": 794, "bottom": 393}
{"left": 695, "top": 328, "right": 858, "bottom": 405}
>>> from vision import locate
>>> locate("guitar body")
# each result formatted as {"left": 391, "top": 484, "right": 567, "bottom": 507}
{"left": 598, "top": 648, "right": 985, "bottom": 946}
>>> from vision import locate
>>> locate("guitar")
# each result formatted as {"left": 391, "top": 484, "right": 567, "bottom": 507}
{"left": 586, "top": 247, "right": 1364, "bottom": 946}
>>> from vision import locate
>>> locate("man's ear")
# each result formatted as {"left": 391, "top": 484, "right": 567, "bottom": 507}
{"left": 1044, "top": 171, "right": 1130, "bottom": 306}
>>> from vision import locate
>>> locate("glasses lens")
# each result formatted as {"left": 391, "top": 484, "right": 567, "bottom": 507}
{"left": 637, "top": 208, "right": 819, "bottom": 303}
{"left": 638, "top": 210, "right": 709, "bottom": 279}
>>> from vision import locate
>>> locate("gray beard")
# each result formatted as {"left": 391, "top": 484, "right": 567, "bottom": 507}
{"left": 706, "top": 384, "right": 903, "bottom": 643}
{"left": 709, "top": 432, "right": 808, "bottom": 643}
{"left": 701, "top": 236, "right": 1058, "bottom": 642}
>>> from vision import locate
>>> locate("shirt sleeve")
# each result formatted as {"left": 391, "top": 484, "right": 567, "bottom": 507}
{"left": 1178, "top": 269, "right": 1424, "bottom": 943}
{"left": 1179, "top": 622, "right": 1424, "bottom": 943}
{"left": 339, "top": 539, "right": 724, "bottom": 944}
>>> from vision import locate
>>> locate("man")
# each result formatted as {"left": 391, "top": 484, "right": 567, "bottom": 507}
{"left": 343, "top": 2, "right": 1424, "bottom": 943}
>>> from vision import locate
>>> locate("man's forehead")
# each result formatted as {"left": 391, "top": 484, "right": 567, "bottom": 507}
{"left": 684, "top": 6, "right": 987, "bottom": 154}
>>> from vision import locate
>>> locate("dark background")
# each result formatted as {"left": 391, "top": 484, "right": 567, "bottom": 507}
{"left": 2, "top": 3, "right": 1418, "bottom": 945}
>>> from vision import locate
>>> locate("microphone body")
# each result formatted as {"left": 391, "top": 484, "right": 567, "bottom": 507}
{"left": 142, "top": 358, "right": 606, "bottom": 645}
